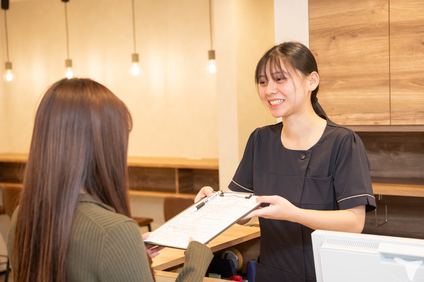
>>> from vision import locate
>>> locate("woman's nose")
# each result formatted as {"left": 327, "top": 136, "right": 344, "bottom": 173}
{"left": 266, "top": 80, "right": 278, "bottom": 95}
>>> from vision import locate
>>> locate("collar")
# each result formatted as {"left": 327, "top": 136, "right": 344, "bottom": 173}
{"left": 78, "top": 193, "right": 116, "bottom": 212}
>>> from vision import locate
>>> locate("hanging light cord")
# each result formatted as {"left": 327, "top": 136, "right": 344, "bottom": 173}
{"left": 209, "top": 0, "right": 213, "bottom": 50}
{"left": 131, "top": 0, "right": 137, "bottom": 53}
{"left": 64, "top": 2, "right": 70, "bottom": 59}
{"left": 4, "top": 10, "right": 10, "bottom": 62}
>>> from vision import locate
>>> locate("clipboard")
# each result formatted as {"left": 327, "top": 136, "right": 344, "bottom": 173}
{"left": 144, "top": 191, "right": 260, "bottom": 249}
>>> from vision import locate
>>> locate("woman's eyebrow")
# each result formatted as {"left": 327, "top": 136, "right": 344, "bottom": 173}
{"left": 271, "top": 70, "right": 289, "bottom": 76}
{"left": 271, "top": 70, "right": 289, "bottom": 75}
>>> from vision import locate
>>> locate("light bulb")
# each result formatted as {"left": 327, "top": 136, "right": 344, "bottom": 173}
{"left": 3, "top": 62, "right": 14, "bottom": 82}
{"left": 65, "top": 59, "right": 73, "bottom": 79}
{"left": 4, "top": 69, "right": 14, "bottom": 82}
{"left": 208, "top": 60, "right": 216, "bottom": 73}
{"left": 131, "top": 62, "right": 140, "bottom": 75}
{"left": 66, "top": 68, "right": 73, "bottom": 79}
{"left": 130, "top": 53, "right": 140, "bottom": 76}
{"left": 207, "top": 50, "right": 216, "bottom": 73}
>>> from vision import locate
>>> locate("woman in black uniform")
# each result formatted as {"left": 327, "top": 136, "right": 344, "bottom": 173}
{"left": 195, "top": 42, "right": 376, "bottom": 282}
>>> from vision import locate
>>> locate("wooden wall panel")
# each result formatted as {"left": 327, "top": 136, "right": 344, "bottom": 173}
{"left": 390, "top": 0, "right": 424, "bottom": 124}
{"left": 309, "top": 0, "right": 390, "bottom": 125}
{"left": 357, "top": 132, "right": 424, "bottom": 180}
{"left": 128, "top": 167, "right": 176, "bottom": 193}
{"left": 363, "top": 195, "right": 424, "bottom": 239}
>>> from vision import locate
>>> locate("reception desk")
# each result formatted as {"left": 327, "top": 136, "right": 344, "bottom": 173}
{"left": 152, "top": 224, "right": 261, "bottom": 270}
{"left": 155, "top": 270, "right": 222, "bottom": 282}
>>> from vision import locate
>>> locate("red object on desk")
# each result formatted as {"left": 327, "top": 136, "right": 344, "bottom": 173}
{"left": 230, "top": 275, "right": 243, "bottom": 281}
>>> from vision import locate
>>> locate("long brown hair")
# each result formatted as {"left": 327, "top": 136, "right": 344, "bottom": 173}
{"left": 13, "top": 78, "right": 134, "bottom": 281}
{"left": 255, "top": 41, "right": 327, "bottom": 118}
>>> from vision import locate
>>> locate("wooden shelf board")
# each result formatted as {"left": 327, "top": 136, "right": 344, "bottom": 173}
{"left": 0, "top": 153, "right": 219, "bottom": 170}
{"left": 127, "top": 156, "right": 218, "bottom": 169}
{"left": 372, "top": 182, "right": 424, "bottom": 197}
{"left": 0, "top": 184, "right": 197, "bottom": 199}
{"left": 2, "top": 182, "right": 423, "bottom": 198}
{"left": 128, "top": 190, "right": 196, "bottom": 199}
{"left": 346, "top": 125, "right": 424, "bottom": 132}
{"left": 0, "top": 153, "right": 28, "bottom": 163}
{"left": 0, "top": 182, "right": 22, "bottom": 188}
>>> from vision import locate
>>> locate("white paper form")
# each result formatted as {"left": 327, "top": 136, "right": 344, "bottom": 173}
{"left": 144, "top": 191, "right": 260, "bottom": 249}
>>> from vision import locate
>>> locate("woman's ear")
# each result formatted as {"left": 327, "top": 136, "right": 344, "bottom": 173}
{"left": 308, "top": 72, "right": 319, "bottom": 91}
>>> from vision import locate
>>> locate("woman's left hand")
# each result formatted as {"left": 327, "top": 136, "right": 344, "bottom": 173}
{"left": 142, "top": 232, "right": 165, "bottom": 258}
{"left": 243, "top": 195, "right": 299, "bottom": 221}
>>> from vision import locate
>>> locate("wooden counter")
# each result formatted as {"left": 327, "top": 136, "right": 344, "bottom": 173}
{"left": 155, "top": 270, "right": 222, "bottom": 282}
{"left": 151, "top": 224, "right": 261, "bottom": 271}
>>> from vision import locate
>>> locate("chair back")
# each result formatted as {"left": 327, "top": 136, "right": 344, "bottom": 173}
{"left": 163, "top": 196, "right": 194, "bottom": 222}
{"left": 3, "top": 184, "right": 22, "bottom": 218}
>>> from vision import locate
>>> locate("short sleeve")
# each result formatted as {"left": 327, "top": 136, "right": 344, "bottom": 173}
{"left": 228, "top": 129, "right": 259, "bottom": 193}
{"left": 333, "top": 132, "right": 376, "bottom": 212}
{"left": 100, "top": 221, "right": 155, "bottom": 282}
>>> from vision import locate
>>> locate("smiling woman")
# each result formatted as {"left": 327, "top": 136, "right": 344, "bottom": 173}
{"left": 255, "top": 42, "right": 327, "bottom": 121}
{"left": 196, "top": 41, "right": 376, "bottom": 282}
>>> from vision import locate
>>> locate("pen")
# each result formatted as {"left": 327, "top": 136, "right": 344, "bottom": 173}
{"left": 192, "top": 191, "right": 220, "bottom": 212}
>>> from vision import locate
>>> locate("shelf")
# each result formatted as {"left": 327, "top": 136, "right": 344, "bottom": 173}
{"left": 0, "top": 153, "right": 28, "bottom": 163}
{"left": 0, "top": 153, "right": 219, "bottom": 169}
{"left": 372, "top": 182, "right": 424, "bottom": 197}
{"left": 346, "top": 125, "right": 424, "bottom": 132}
{"left": 128, "top": 190, "right": 196, "bottom": 199}
{"left": 127, "top": 156, "right": 218, "bottom": 169}
{"left": 0, "top": 182, "right": 198, "bottom": 199}
{"left": 2, "top": 154, "right": 424, "bottom": 198}
{"left": 0, "top": 153, "right": 219, "bottom": 196}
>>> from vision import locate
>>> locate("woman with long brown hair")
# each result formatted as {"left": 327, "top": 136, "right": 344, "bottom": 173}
{"left": 8, "top": 78, "right": 213, "bottom": 282}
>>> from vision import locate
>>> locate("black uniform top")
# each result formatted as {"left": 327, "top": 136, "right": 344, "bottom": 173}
{"left": 229, "top": 120, "right": 376, "bottom": 282}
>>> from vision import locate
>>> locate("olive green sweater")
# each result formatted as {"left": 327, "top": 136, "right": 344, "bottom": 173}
{"left": 8, "top": 194, "right": 213, "bottom": 282}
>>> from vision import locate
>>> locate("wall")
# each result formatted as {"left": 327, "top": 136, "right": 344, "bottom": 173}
{"left": 274, "top": 0, "right": 310, "bottom": 46}
{"left": 0, "top": 0, "right": 312, "bottom": 247}
{"left": 0, "top": 0, "right": 218, "bottom": 159}
{"left": 216, "top": 0, "right": 276, "bottom": 190}
{"left": 0, "top": 85, "right": 8, "bottom": 155}
{"left": 133, "top": 0, "right": 278, "bottom": 230}
{"left": 0, "top": 12, "right": 9, "bottom": 153}
{"left": 235, "top": 0, "right": 276, "bottom": 158}
{"left": 0, "top": 88, "right": 8, "bottom": 152}
{"left": 0, "top": 0, "right": 311, "bottom": 182}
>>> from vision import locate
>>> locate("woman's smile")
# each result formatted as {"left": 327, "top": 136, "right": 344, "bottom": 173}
{"left": 269, "top": 99, "right": 285, "bottom": 108}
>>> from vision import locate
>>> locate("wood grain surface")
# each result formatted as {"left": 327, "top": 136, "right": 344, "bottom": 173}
{"left": 309, "top": 0, "right": 390, "bottom": 125}
{"left": 151, "top": 224, "right": 260, "bottom": 271}
{"left": 390, "top": 0, "right": 424, "bottom": 124}
{"left": 155, "top": 270, "right": 222, "bottom": 282}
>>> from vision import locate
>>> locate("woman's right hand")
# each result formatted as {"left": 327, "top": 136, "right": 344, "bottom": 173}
{"left": 194, "top": 186, "right": 215, "bottom": 203}
{"left": 142, "top": 232, "right": 165, "bottom": 258}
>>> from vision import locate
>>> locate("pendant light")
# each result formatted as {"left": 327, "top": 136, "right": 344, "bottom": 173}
{"left": 207, "top": 0, "right": 216, "bottom": 73}
{"left": 62, "top": 0, "right": 73, "bottom": 79}
{"left": 2, "top": 0, "right": 14, "bottom": 82}
{"left": 130, "top": 0, "right": 140, "bottom": 75}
